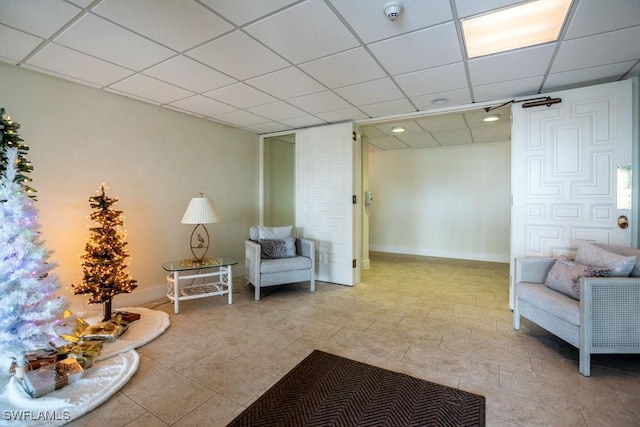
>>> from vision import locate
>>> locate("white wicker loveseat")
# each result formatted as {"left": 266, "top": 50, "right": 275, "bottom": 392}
{"left": 513, "top": 242, "right": 640, "bottom": 376}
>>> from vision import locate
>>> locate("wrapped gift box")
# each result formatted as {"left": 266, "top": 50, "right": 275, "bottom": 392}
{"left": 80, "top": 320, "right": 128, "bottom": 343}
{"left": 21, "top": 359, "right": 84, "bottom": 398}
{"left": 57, "top": 340, "right": 103, "bottom": 369}
{"left": 9, "top": 348, "right": 58, "bottom": 373}
{"left": 112, "top": 310, "right": 141, "bottom": 323}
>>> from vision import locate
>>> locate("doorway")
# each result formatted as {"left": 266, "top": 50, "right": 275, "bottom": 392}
{"left": 263, "top": 133, "right": 295, "bottom": 227}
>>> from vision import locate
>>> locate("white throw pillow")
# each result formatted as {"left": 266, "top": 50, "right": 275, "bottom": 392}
{"left": 258, "top": 225, "right": 293, "bottom": 240}
{"left": 575, "top": 240, "right": 636, "bottom": 277}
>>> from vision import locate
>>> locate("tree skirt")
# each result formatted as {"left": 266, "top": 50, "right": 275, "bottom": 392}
{"left": 77, "top": 306, "right": 170, "bottom": 361}
{"left": 0, "top": 307, "right": 169, "bottom": 426}
{"left": 0, "top": 350, "right": 139, "bottom": 426}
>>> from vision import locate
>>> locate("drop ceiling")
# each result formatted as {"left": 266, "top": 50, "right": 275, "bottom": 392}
{"left": 1, "top": 0, "right": 639, "bottom": 148}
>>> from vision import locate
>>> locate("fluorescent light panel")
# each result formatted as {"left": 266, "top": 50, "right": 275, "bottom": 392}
{"left": 462, "top": 0, "right": 572, "bottom": 58}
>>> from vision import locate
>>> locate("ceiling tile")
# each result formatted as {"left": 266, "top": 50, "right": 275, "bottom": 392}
{"left": 25, "top": 43, "right": 133, "bottom": 86}
{"left": 200, "top": 0, "right": 299, "bottom": 26}
{"left": 213, "top": 110, "right": 271, "bottom": 127}
{"left": 245, "top": 0, "right": 359, "bottom": 64}
{"left": 469, "top": 123, "right": 511, "bottom": 143}
{"left": 169, "top": 95, "right": 237, "bottom": 117}
{"left": 108, "top": 74, "right": 194, "bottom": 104}
{"left": 335, "top": 78, "right": 404, "bottom": 106}
{"left": 551, "top": 26, "right": 640, "bottom": 73}
{"left": 279, "top": 115, "right": 328, "bottom": 128}
{"left": 473, "top": 76, "right": 543, "bottom": 103}
{"left": 432, "top": 127, "right": 472, "bottom": 145}
{"left": 0, "top": 25, "right": 42, "bottom": 64}
{"left": 410, "top": 88, "right": 472, "bottom": 110}
{"left": 67, "top": 0, "right": 93, "bottom": 7}
{"left": 544, "top": 61, "right": 638, "bottom": 92}
{"left": 287, "top": 91, "right": 352, "bottom": 114}
{"left": 55, "top": 14, "right": 175, "bottom": 70}
{"left": 367, "top": 136, "right": 409, "bottom": 150}
{"left": 315, "top": 107, "right": 368, "bottom": 123}
{"left": 395, "top": 62, "right": 467, "bottom": 97}
{"left": 187, "top": 31, "right": 289, "bottom": 81}
{"left": 244, "top": 121, "right": 292, "bottom": 134}
{"left": 416, "top": 114, "right": 466, "bottom": 130}
{"left": 361, "top": 126, "right": 386, "bottom": 138}
{"left": 299, "top": 47, "right": 386, "bottom": 89}
{"left": 247, "top": 101, "right": 308, "bottom": 121}
{"left": 396, "top": 132, "right": 440, "bottom": 149}
{"left": 468, "top": 44, "right": 555, "bottom": 86}
{"left": 203, "top": 83, "right": 277, "bottom": 109}
{"left": 93, "top": 0, "right": 233, "bottom": 52}
{"left": 368, "top": 22, "right": 462, "bottom": 75}
{"left": 565, "top": 0, "right": 640, "bottom": 39}
{"left": 359, "top": 99, "right": 416, "bottom": 118}
{"left": 245, "top": 67, "right": 326, "bottom": 99}
{"left": 0, "top": 0, "right": 81, "bottom": 38}
{"left": 328, "top": 0, "right": 453, "bottom": 44}
{"left": 144, "top": 56, "right": 236, "bottom": 93}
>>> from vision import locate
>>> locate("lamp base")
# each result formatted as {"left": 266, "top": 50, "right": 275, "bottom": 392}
{"left": 179, "top": 257, "right": 220, "bottom": 268}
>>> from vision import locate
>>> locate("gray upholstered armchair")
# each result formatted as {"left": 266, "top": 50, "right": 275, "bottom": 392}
{"left": 245, "top": 226, "right": 315, "bottom": 300}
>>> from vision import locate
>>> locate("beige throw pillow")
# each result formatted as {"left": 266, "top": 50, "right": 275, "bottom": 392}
{"left": 544, "top": 255, "right": 612, "bottom": 300}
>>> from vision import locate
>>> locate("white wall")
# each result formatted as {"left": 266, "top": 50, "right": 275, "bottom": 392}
{"left": 0, "top": 63, "right": 259, "bottom": 310}
{"left": 368, "top": 140, "right": 511, "bottom": 262}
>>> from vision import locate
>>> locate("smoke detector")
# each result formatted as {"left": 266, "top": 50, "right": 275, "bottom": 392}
{"left": 384, "top": 1, "right": 403, "bottom": 21}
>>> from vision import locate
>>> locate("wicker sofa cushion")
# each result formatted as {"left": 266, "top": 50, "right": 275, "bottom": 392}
{"left": 544, "top": 255, "right": 611, "bottom": 300}
{"left": 518, "top": 282, "right": 580, "bottom": 325}
{"left": 260, "top": 256, "right": 312, "bottom": 273}
{"left": 575, "top": 240, "right": 635, "bottom": 277}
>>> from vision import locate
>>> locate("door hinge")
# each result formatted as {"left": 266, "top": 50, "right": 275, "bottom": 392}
{"left": 352, "top": 195, "right": 357, "bottom": 204}
{"left": 352, "top": 259, "right": 356, "bottom": 268}
{"left": 352, "top": 131, "right": 357, "bottom": 141}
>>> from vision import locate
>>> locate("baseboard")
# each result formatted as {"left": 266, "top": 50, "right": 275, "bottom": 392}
{"left": 361, "top": 258, "right": 370, "bottom": 269}
{"left": 368, "top": 246, "right": 509, "bottom": 263}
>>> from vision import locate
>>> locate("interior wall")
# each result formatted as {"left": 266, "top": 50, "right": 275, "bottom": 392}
{"left": 263, "top": 136, "right": 295, "bottom": 226}
{"left": 368, "top": 140, "right": 511, "bottom": 262}
{"left": 0, "top": 63, "right": 259, "bottom": 310}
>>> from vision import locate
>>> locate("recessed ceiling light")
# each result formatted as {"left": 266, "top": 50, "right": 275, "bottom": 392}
{"left": 391, "top": 126, "right": 406, "bottom": 133}
{"left": 431, "top": 97, "right": 449, "bottom": 105}
{"left": 483, "top": 114, "right": 500, "bottom": 122}
{"left": 461, "top": 0, "right": 571, "bottom": 58}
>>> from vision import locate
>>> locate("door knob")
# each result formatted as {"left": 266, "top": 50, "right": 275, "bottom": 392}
{"left": 618, "top": 215, "right": 629, "bottom": 229}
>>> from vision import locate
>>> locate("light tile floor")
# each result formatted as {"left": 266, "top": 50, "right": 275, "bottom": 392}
{"left": 68, "top": 252, "right": 640, "bottom": 426}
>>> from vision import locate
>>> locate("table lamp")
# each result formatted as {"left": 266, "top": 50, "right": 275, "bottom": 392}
{"left": 181, "top": 194, "right": 220, "bottom": 263}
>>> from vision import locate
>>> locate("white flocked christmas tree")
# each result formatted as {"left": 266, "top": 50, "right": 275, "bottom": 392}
{"left": 0, "top": 148, "right": 67, "bottom": 376}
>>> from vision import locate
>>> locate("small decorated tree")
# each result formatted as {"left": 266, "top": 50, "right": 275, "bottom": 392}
{"left": 0, "top": 148, "right": 66, "bottom": 377}
{"left": 0, "top": 108, "right": 36, "bottom": 198}
{"left": 72, "top": 185, "right": 137, "bottom": 321}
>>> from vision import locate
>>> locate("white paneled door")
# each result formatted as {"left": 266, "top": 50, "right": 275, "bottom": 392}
{"left": 296, "top": 122, "right": 357, "bottom": 286}
{"left": 510, "top": 80, "right": 634, "bottom": 308}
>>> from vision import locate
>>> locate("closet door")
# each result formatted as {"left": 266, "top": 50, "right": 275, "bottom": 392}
{"left": 510, "top": 79, "right": 634, "bottom": 308}
{"left": 296, "top": 122, "right": 358, "bottom": 286}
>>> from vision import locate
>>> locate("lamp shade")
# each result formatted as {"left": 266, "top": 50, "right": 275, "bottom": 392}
{"left": 181, "top": 197, "right": 221, "bottom": 224}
